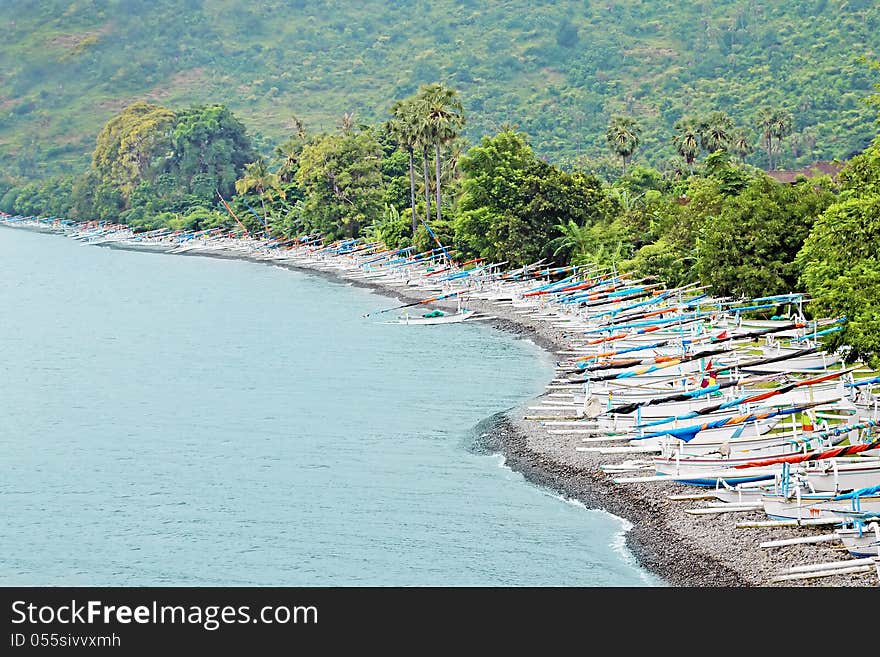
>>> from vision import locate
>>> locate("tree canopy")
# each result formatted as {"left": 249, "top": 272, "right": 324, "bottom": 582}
{"left": 797, "top": 138, "right": 880, "bottom": 364}
{"left": 296, "top": 127, "right": 385, "bottom": 239}
{"left": 5, "top": 73, "right": 880, "bottom": 364}
{"left": 455, "top": 130, "right": 608, "bottom": 265}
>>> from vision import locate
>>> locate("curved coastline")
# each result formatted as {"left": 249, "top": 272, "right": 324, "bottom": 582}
{"left": 3, "top": 221, "right": 872, "bottom": 587}
{"left": 263, "top": 252, "right": 872, "bottom": 587}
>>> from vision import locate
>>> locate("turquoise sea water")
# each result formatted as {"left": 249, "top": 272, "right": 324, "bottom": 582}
{"left": 0, "top": 227, "right": 661, "bottom": 586}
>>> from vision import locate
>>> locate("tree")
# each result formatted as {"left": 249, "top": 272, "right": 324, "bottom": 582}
{"left": 388, "top": 97, "right": 421, "bottom": 235}
{"left": 455, "top": 130, "right": 609, "bottom": 265}
{"left": 295, "top": 127, "right": 385, "bottom": 238}
{"left": 626, "top": 177, "right": 726, "bottom": 286}
{"left": 672, "top": 118, "right": 701, "bottom": 174}
{"left": 798, "top": 194, "right": 880, "bottom": 364}
{"left": 418, "top": 83, "right": 465, "bottom": 232}
{"left": 757, "top": 107, "right": 793, "bottom": 170}
{"left": 234, "top": 158, "right": 284, "bottom": 234}
{"left": 548, "top": 220, "right": 595, "bottom": 265}
{"left": 797, "top": 138, "right": 880, "bottom": 364}
{"left": 339, "top": 112, "right": 356, "bottom": 133}
{"left": 84, "top": 101, "right": 257, "bottom": 219}
{"left": 365, "top": 204, "right": 411, "bottom": 249}
{"left": 836, "top": 134, "right": 880, "bottom": 195}
{"left": 865, "top": 57, "right": 880, "bottom": 120}
{"left": 169, "top": 104, "right": 256, "bottom": 202}
{"left": 730, "top": 129, "right": 753, "bottom": 160}
{"left": 409, "top": 106, "right": 434, "bottom": 229}
{"left": 605, "top": 116, "right": 641, "bottom": 176}
{"left": 702, "top": 150, "right": 751, "bottom": 195}
{"left": 274, "top": 117, "right": 308, "bottom": 184}
{"left": 390, "top": 83, "right": 466, "bottom": 249}
{"left": 91, "top": 101, "right": 175, "bottom": 198}
{"left": 696, "top": 175, "right": 834, "bottom": 297}
{"left": 556, "top": 18, "right": 579, "bottom": 48}
{"left": 698, "top": 110, "right": 734, "bottom": 153}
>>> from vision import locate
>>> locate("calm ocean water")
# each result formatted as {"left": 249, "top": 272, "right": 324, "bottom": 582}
{"left": 0, "top": 227, "right": 661, "bottom": 586}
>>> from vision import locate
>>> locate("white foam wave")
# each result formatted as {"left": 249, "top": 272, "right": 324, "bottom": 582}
{"left": 600, "top": 512, "right": 661, "bottom": 586}
{"left": 546, "top": 492, "right": 588, "bottom": 510}
{"left": 544, "top": 494, "right": 660, "bottom": 585}
{"left": 490, "top": 452, "right": 660, "bottom": 584}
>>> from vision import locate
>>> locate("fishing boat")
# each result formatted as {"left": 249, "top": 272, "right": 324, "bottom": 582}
{"left": 836, "top": 522, "right": 880, "bottom": 558}
{"left": 762, "top": 485, "right": 880, "bottom": 521}
{"left": 711, "top": 479, "right": 779, "bottom": 504}
{"left": 386, "top": 308, "right": 479, "bottom": 325}
{"left": 801, "top": 458, "right": 880, "bottom": 493}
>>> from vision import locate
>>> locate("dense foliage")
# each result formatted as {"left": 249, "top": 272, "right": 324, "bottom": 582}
{"left": 455, "top": 131, "right": 610, "bottom": 264}
{"left": 695, "top": 170, "right": 835, "bottom": 298}
{"left": 2, "top": 0, "right": 879, "bottom": 181}
{"left": 296, "top": 127, "right": 385, "bottom": 239}
{"left": 3, "top": 58, "right": 880, "bottom": 362}
{"left": 70, "top": 101, "right": 256, "bottom": 227}
{"left": 797, "top": 139, "right": 880, "bottom": 365}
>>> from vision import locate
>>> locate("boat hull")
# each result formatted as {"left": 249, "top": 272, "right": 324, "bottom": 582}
{"left": 387, "top": 310, "right": 478, "bottom": 325}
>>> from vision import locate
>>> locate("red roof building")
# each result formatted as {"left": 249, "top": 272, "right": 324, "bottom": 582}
{"left": 766, "top": 161, "right": 844, "bottom": 184}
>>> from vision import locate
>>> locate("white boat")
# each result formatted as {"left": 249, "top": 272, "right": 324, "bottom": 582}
{"left": 737, "top": 348, "right": 841, "bottom": 373}
{"left": 648, "top": 430, "right": 811, "bottom": 459}
{"left": 762, "top": 491, "right": 880, "bottom": 521}
{"left": 836, "top": 523, "right": 880, "bottom": 558}
{"left": 385, "top": 309, "right": 479, "bottom": 325}
{"left": 635, "top": 415, "right": 781, "bottom": 449}
{"left": 801, "top": 458, "right": 880, "bottom": 493}
{"left": 711, "top": 479, "right": 779, "bottom": 504}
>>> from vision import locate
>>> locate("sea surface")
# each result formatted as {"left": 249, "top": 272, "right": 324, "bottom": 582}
{"left": 0, "top": 227, "right": 662, "bottom": 586}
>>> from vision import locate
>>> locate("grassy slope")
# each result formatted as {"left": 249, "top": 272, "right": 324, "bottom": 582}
{"left": 1, "top": 0, "right": 878, "bottom": 180}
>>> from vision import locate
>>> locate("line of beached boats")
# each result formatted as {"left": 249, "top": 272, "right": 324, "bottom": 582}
{"left": 4, "top": 212, "right": 879, "bottom": 584}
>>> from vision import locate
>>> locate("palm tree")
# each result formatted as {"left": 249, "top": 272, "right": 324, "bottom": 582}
{"left": 605, "top": 116, "right": 641, "bottom": 176}
{"left": 730, "top": 129, "right": 753, "bottom": 161}
{"left": 413, "top": 110, "right": 434, "bottom": 229}
{"left": 770, "top": 109, "right": 793, "bottom": 166}
{"left": 672, "top": 118, "right": 701, "bottom": 174}
{"left": 274, "top": 140, "right": 300, "bottom": 184}
{"left": 388, "top": 98, "right": 421, "bottom": 235}
{"left": 419, "top": 83, "right": 465, "bottom": 226}
{"left": 442, "top": 137, "right": 466, "bottom": 184}
{"left": 339, "top": 111, "right": 356, "bottom": 134}
{"left": 234, "top": 158, "right": 284, "bottom": 235}
{"left": 758, "top": 107, "right": 793, "bottom": 170}
{"left": 275, "top": 117, "right": 308, "bottom": 183}
{"left": 698, "top": 110, "right": 734, "bottom": 153}
{"left": 607, "top": 187, "right": 644, "bottom": 214}
{"left": 548, "top": 220, "right": 594, "bottom": 265}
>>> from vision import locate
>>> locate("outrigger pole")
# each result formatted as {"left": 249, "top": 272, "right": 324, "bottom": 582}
{"left": 362, "top": 291, "right": 460, "bottom": 318}
{"left": 216, "top": 190, "right": 250, "bottom": 236}
{"left": 417, "top": 215, "right": 451, "bottom": 263}
{"left": 240, "top": 197, "right": 271, "bottom": 236}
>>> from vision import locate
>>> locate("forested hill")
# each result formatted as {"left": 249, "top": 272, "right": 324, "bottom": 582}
{"left": 3, "top": 0, "right": 879, "bottom": 180}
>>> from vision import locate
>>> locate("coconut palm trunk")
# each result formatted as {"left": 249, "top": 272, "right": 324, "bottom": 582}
{"left": 422, "top": 145, "right": 432, "bottom": 226}
{"left": 259, "top": 187, "right": 270, "bottom": 235}
{"left": 434, "top": 142, "right": 443, "bottom": 223}
{"left": 417, "top": 83, "right": 464, "bottom": 233}
{"left": 407, "top": 145, "right": 418, "bottom": 236}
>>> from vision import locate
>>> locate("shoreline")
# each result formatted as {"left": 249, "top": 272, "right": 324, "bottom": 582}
{"left": 4, "top": 221, "right": 874, "bottom": 586}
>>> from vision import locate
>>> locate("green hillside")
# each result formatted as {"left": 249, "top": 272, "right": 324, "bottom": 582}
{"left": 2, "top": 0, "right": 879, "bottom": 180}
